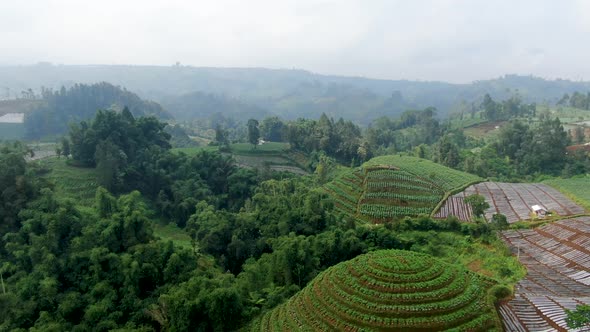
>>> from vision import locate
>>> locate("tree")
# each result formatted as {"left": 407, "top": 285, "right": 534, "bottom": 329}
{"left": 481, "top": 94, "right": 499, "bottom": 120}
{"left": 95, "top": 139, "right": 126, "bottom": 191}
{"left": 491, "top": 213, "right": 509, "bottom": 230}
{"left": 214, "top": 124, "right": 229, "bottom": 147}
{"left": 247, "top": 119, "right": 260, "bottom": 148}
{"left": 465, "top": 194, "right": 490, "bottom": 219}
{"left": 61, "top": 137, "right": 70, "bottom": 158}
{"left": 566, "top": 304, "right": 590, "bottom": 329}
{"left": 260, "top": 116, "right": 286, "bottom": 142}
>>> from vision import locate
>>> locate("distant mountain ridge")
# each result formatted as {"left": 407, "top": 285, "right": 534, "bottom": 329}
{"left": 2, "top": 64, "right": 590, "bottom": 123}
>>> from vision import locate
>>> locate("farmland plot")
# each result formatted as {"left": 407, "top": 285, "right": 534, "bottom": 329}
{"left": 443, "top": 182, "right": 585, "bottom": 223}
{"left": 250, "top": 250, "right": 499, "bottom": 331}
{"left": 434, "top": 195, "right": 474, "bottom": 221}
{"left": 498, "top": 217, "right": 590, "bottom": 331}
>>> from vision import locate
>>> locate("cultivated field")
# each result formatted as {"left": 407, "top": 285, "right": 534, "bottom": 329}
{"left": 498, "top": 217, "right": 590, "bottom": 331}
{"left": 37, "top": 157, "right": 98, "bottom": 206}
{"left": 434, "top": 196, "right": 474, "bottom": 221}
{"left": 437, "top": 182, "right": 585, "bottom": 223}
{"left": 545, "top": 176, "right": 590, "bottom": 211}
{"left": 250, "top": 250, "right": 499, "bottom": 331}
{"left": 172, "top": 142, "right": 308, "bottom": 175}
{"left": 325, "top": 156, "right": 482, "bottom": 223}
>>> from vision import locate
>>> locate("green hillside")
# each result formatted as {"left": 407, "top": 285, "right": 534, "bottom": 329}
{"left": 324, "top": 156, "right": 482, "bottom": 223}
{"left": 544, "top": 175, "right": 590, "bottom": 210}
{"left": 249, "top": 249, "right": 499, "bottom": 331}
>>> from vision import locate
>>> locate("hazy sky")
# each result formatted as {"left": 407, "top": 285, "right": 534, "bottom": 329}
{"left": 1, "top": 0, "right": 589, "bottom": 83}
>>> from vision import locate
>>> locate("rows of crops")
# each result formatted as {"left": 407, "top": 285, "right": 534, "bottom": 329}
{"left": 544, "top": 176, "right": 590, "bottom": 211}
{"left": 364, "top": 155, "right": 482, "bottom": 192}
{"left": 38, "top": 157, "right": 98, "bottom": 206}
{"left": 463, "top": 182, "right": 585, "bottom": 223}
{"left": 359, "top": 165, "right": 445, "bottom": 222}
{"left": 498, "top": 217, "right": 590, "bottom": 331}
{"left": 249, "top": 250, "right": 499, "bottom": 331}
{"left": 322, "top": 169, "right": 364, "bottom": 216}
{"left": 434, "top": 196, "right": 474, "bottom": 221}
{"left": 360, "top": 204, "right": 432, "bottom": 218}
{"left": 323, "top": 156, "right": 484, "bottom": 223}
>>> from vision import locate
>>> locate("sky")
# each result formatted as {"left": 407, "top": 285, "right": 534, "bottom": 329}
{"left": 1, "top": 0, "right": 589, "bottom": 83}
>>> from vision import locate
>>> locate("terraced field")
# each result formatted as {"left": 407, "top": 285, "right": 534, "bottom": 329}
{"left": 324, "top": 156, "right": 482, "bottom": 223}
{"left": 323, "top": 168, "right": 365, "bottom": 216}
{"left": 499, "top": 217, "right": 590, "bottom": 331}
{"left": 436, "top": 182, "right": 585, "bottom": 223}
{"left": 37, "top": 157, "right": 98, "bottom": 206}
{"left": 249, "top": 250, "right": 500, "bottom": 331}
{"left": 364, "top": 156, "right": 482, "bottom": 192}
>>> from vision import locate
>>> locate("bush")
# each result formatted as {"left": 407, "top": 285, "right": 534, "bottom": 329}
{"left": 489, "top": 284, "right": 512, "bottom": 302}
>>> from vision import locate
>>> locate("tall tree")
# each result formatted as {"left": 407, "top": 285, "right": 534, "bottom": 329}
{"left": 247, "top": 119, "right": 260, "bottom": 148}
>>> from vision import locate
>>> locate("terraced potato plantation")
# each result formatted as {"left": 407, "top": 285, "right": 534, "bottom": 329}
{"left": 544, "top": 176, "right": 590, "bottom": 211}
{"left": 363, "top": 156, "right": 481, "bottom": 192}
{"left": 438, "top": 182, "right": 585, "bottom": 223}
{"left": 323, "top": 168, "right": 365, "bottom": 216}
{"left": 324, "top": 155, "right": 482, "bottom": 223}
{"left": 249, "top": 250, "right": 500, "bottom": 331}
{"left": 360, "top": 168, "right": 444, "bottom": 221}
{"left": 498, "top": 217, "right": 590, "bottom": 331}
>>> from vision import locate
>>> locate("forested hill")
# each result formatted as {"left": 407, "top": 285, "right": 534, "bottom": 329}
{"left": 23, "top": 82, "right": 171, "bottom": 139}
{"left": 3, "top": 64, "right": 590, "bottom": 123}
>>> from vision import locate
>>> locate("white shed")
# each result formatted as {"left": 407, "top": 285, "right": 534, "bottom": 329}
{"left": 531, "top": 205, "right": 548, "bottom": 218}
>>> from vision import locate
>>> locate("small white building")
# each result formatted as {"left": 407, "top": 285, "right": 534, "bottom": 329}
{"left": 531, "top": 205, "right": 548, "bottom": 218}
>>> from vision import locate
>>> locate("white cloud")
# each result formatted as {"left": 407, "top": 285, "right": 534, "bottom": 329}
{"left": 0, "top": 0, "right": 589, "bottom": 82}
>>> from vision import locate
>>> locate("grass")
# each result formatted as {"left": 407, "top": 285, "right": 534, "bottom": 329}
{"left": 448, "top": 116, "right": 488, "bottom": 130}
{"left": 171, "top": 145, "right": 219, "bottom": 155}
{"left": 153, "top": 222, "right": 192, "bottom": 249}
{"left": 37, "top": 157, "right": 193, "bottom": 249}
{"left": 36, "top": 157, "right": 98, "bottom": 207}
{"left": 537, "top": 105, "right": 590, "bottom": 124}
{"left": 463, "top": 120, "right": 507, "bottom": 140}
{"left": 544, "top": 175, "right": 590, "bottom": 211}
{"left": 230, "top": 142, "right": 290, "bottom": 155}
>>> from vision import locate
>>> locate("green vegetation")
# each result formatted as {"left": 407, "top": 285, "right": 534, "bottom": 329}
{"left": 230, "top": 142, "right": 290, "bottom": 154}
{"left": 6, "top": 74, "right": 590, "bottom": 330}
{"left": 566, "top": 304, "right": 590, "bottom": 329}
{"left": 171, "top": 145, "right": 220, "bottom": 155}
{"left": 325, "top": 155, "right": 482, "bottom": 223}
{"left": 37, "top": 157, "right": 98, "bottom": 207}
{"left": 544, "top": 176, "right": 590, "bottom": 210}
{"left": 364, "top": 155, "right": 482, "bottom": 192}
{"left": 250, "top": 250, "right": 500, "bottom": 331}
{"left": 24, "top": 82, "right": 170, "bottom": 139}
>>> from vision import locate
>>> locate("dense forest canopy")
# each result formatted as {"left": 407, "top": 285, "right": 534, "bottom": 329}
{"left": 1, "top": 70, "right": 590, "bottom": 330}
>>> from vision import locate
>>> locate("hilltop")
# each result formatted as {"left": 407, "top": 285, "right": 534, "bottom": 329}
{"left": 250, "top": 249, "right": 500, "bottom": 331}
{"left": 3, "top": 64, "right": 590, "bottom": 123}
{"left": 324, "top": 155, "right": 482, "bottom": 223}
